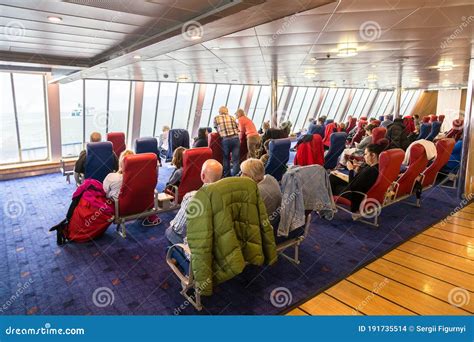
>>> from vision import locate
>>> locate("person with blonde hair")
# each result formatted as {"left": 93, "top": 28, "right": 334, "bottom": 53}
{"left": 213, "top": 106, "right": 240, "bottom": 176}
{"left": 236, "top": 108, "right": 260, "bottom": 159}
{"left": 103, "top": 149, "right": 134, "bottom": 201}
{"left": 240, "top": 158, "right": 282, "bottom": 227}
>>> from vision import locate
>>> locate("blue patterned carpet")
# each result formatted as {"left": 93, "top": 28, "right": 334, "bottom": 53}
{"left": 0, "top": 166, "right": 460, "bottom": 315}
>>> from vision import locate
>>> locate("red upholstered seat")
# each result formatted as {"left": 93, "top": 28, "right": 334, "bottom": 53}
{"left": 311, "top": 134, "right": 324, "bottom": 166}
{"left": 445, "top": 119, "right": 463, "bottom": 141}
{"left": 177, "top": 147, "right": 212, "bottom": 203}
{"left": 403, "top": 116, "right": 415, "bottom": 134}
{"left": 396, "top": 144, "right": 428, "bottom": 198}
{"left": 351, "top": 123, "right": 367, "bottom": 146}
{"left": 359, "top": 116, "right": 368, "bottom": 121}
{"left": 107, "top": 132, "right": 126, "bottom": 157}
{"left": 429, "top": 115, "right": 438, "bottom": 123}
{"left": 294, "top": 141, "right": 315, "bottom": 166}
{"left": 438, "top": 114, "right": 445, "bottom": 123}
{"left": 422, "top": 116, "right": 430, "bottom": 123}
{"left": 371, "top": 119, "right": 381, "bottom": 127}
{"left": 118, "top": 153, "right": 157, "bottom": 217}
{"left": 421, "top": 138, "right": 455, "bottom": 188}
{"left": 371, "top": 127, "right": 387, "bottom": 144}
{"left": 334, "top": 149, "right": 405, "bottom": 214}
{"left": 322, "top": 122, "right": 337, "bottom": 147}
{"left": 346, "top": 118, "right": 356, "bottom": 133}
{"left": 208, "top": 132, "right": 223, "bottom": 163}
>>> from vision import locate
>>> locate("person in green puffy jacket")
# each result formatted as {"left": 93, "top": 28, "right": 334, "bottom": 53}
{"left": 186, "top": 177, "right": 278, "bottom": 296}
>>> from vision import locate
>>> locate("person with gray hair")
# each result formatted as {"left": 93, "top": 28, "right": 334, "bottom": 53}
{"left": 73, "top": 132, "right": 118, "bottom": 185}
{"left": 240, "top": 158, "right": 282, "bottom": 228}
{"left": 165, "top": 159, "right": 223, "bottom": 245}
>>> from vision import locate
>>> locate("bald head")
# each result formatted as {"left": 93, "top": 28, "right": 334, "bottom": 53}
{"left": 90, "top": 132, "right": 102, "bottom": 142}
{"left": 201, "top": 159, "right": 223, "bottom": 184}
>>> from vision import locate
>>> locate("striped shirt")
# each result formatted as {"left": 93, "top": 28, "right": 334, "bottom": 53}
{"left": 214, "top": 114, "right": 239, "bottom": 138}
{"left": 169, "top": 190, "right": 197, "bottom": 236}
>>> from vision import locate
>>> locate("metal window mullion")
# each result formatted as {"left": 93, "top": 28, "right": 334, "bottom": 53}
{"left": 314, "top": 88, "right": 327, "bottom": 119}
{"left": 10, "top": 73, "right": 22, "bottom": 162}
{"left": 207, "top": 85, "right": 218, "bottom": 127}
{"left": 105, "top": 80, "right": 110, "bottom": 133}
{"left": 152, "top": 82, "right": 161, "bottom": 137}
{"left": 41, "top": 74, "right": 51, "bottom": 161}
{"left": 326, "top": 89, "right": 338, "bottom": 119}
{"left": 224, "top": 84, "right": 231, "bottom": 107}
{"left": 292, "top": 87, "right": 308, "bottom": 132}
{"left": 358, "top": 90, "right": 372, "bottom": 117}
{"left": 261, "top": 97, "right": 270, "bottom": 128}
{"left": 301, "top": 87, "right": 318, "bottom": 126}
{"left": 250, "top": 86, "right": 262, "bottom": 120}
{"left": 366, "top": 90, "right": 379, "bottom": 117}
{"left": 338, "top": 88, "right": 353, "bottom": 122}
{"left": 333, "top": 89, "right": 346, "bottom": 122}
{"left": 82, "top": 79, "right": 86, "bottom": 146}
{"left": 186, "top": 84, "right": 197, "bottom": 130}
{"left": 287, "top": 87, "right": 299, "bottom": 121}
{"left": 382, "top": 92, "right": 393, "bottom": 114}
{"left": 354, "top": 90, "right": 366, "bottom": 117}
{"left": 238, "top": 85, "right": 245, "bottom": 109}
{"left": 373, "top": 91, "right": 386, "bottom": 115}
{"left": 170, "top": 82, "right": 179, "bottom": 128}
{"left": 125, "top": 81, "right": 132, "bottom": 139}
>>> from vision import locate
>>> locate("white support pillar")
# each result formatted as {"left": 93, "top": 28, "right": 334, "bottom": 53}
{"left": 130, "top": 81, "right": 144, "bottom": 147}
{"left": 46, "top": 73, "right": 62, "bottom": 162}
{"left": 270, "top": 78, "right": 278, "bottom": 128}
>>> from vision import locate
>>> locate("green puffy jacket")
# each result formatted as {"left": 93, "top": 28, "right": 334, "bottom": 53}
{"left": 186, "top": 177, "right": 277, "bottom": 296}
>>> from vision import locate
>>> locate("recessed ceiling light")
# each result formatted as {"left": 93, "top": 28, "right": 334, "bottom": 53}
{"left": 100, "top": 67, "right": 107, "bottom": 70}
{"left": 310, "top": 57, "right": 317, "bottom": 62}
{"left": 442, "top": 80, "right": 451, "bottom": 87}
{"left": 177, "top": 75, "right": 188, "bottom": 81}
{"left": 371, "top": 64, "right": 377, "bottom": 68}
{"left": 337, "top": 47, "right": 358, "bottom": 58}
{"left": 210, "top": 46, "right": 220, "bottom": 50}
{"left": 231, "top": 79, "right": 238, "bottom": 82}
{"left": 133, "top": 55, "right": 141, "bottom": 60}
{"left": 437, "top": 60, "right": 454, "bottom": 71}
{"left": 47, "top": 16, "right": 62, "bottom": 23}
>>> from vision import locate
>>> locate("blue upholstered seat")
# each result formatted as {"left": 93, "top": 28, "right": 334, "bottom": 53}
{"left": 84, "top": 141, "right": 115, "bottom": 183}
{"left": 265, "top": 138, "right": 291, "bottom": 181}
{"left": 323, "top": 132, "right": 347, "bottom": 169}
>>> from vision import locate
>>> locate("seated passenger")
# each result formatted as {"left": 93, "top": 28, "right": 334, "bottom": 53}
{"left": 158, "top": 125, "right": 170, "bottom": 159}
{"left": 259, "top": 121, "right": 292, "bottom": 157}
{"left": 103, "top": 149, "right": 134, "bottom": 201}
{"left": 166, "top": 147, "right": 186, "bottom": 189}
{"left": 74, "top": 132, "right": 118, "bottom": 185}
{"left": 329, "top": 140, "right": 388, "bottom": 214}
{"left": 103, "top": 150, "right": 162, "bottom": 226}
{"left": 260, "top": 139, "right": 271, "bottom": 166}
{"left": 165, "top": 159, "right": 223, "bottom": 245}
{"left": 240, "top": 158, "right": 282, "bottom": 227}
{"left": 380, "top": 115, "right": 393, "bottom": 128}
{"left": 387, "top": 118, "right": 409, "bottom": 150}
{"left": 193, "top": 127, "right": 209, "bottom": 148}
{"left": 339, "top": 124, "right": 375, "bottom": 167}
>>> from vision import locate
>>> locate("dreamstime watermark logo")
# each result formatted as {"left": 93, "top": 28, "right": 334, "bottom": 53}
{"left": 0, "top": 279, "right": 34, "bottom": 313}
{"left": 359, "top": 198, "right": 382, "bottom": 219}
{"left": 270, "top": 287, "right": 293, "bottom": 308}
{"left": 186, "top": 198, "right": 204, "bottom": 219}
{"left": 448, "top": 287, "right": 470, "bottom": 308}
{"left": 3, "top": 199, "right": 26, "bottom": 219}
{"left": 181, "top": 20, "right": 203, "bottom": 41}
{"left": 352, "top": 278, "right": 389, "bottom": 314}
{"left": 439, "top": 193, "right": 473, "bottom": 226}
{"left": 440, "top": 16, "right": 474, "bottom": 49}
{"left": 93, "top": 112, "right": 109, "bottom": 130}
{"left": 84, "top": 199, "right": 113, "bottom": 227}
{"left": 92, "top": 287, "right": 115, "bottom": 307}
{"left": 4, "top": 21, "right": 25, "bottom": 40}
{"left": 260, "top": 14, "right": 298, "bottom": 47}
{"left": 359, "top": 21, "right": 382, "bottom": 42}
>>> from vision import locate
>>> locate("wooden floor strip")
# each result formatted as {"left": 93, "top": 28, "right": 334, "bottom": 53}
{"left": 382, "top": 250, "right": 474, "bottom": 291}
{"left": 412, "top": 234, "right": 474, "bottom": 259}
{"left": 423, "top": 228, "right": 474, "bottom": 247}
{"left": 300, "top": 293, "right": 362, "bottom": 315}
{"left": 325, "top": 280, "right": 414, "bottom": 315}
{"left": 286, "top": 308, "right": 309, "bottom": 316}
{"left": 453, "top": 211, "right": 474, "bottom": 220}
{"left": 365, "top": 259, "right": 474, "bottom": 313}
{"left": 397, "top": 241, "right": 474, "bottom": 274}
{"left": 445, "top": 217, "right": 474, "bottom": 229}
{"left": 433, "top": 223, "right": 474, "bottom": 237}
{"left": 347, "top": 268, "right": 467, "bottom": 315}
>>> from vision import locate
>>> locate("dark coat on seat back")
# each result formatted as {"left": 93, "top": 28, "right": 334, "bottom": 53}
{"left": 386, "top": 119, "right": 409, "bottom": 150}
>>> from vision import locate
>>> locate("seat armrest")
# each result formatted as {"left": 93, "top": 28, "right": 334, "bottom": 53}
{"left": 166, "top": 243, "right": 192, "bottom": 284}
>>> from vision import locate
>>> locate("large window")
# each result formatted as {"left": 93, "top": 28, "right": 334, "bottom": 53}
{"left": 226, "top": 85, "right": 244, "bottom": 114}
{"left": 108, "top": 81, "right": 131, "bottom": 133}
{"left": 0, "top": 73, "right": 20, "bottom": 164}
{"left": 172, "top": 83, "right": 195, "bottom": 129}
{"left": 199, "top": 84, "right": 216, "bottom": 127}
{"left": 60, "top": 80, "right": 84, "bottom": 157}
{"left": 84, "top": 80, "right": 108, "bottom": 138}
{"left": 251, "top": 86, "right": 270, "bottom": 128}
{"left": 0, "top": 73, "right": 49, "bottom": 165}
{"left": 140, "top": 82, "right": 159, "bottom": 137}
{"left": 154, "top": 83, "right": 178, "bottom": 134}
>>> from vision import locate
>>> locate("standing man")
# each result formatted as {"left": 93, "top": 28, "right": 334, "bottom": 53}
{"left": 214, "top": 106, "right": 240, "bottom": 177}
{"left": 236, "top": 108, "right": 260, "bottom": 159}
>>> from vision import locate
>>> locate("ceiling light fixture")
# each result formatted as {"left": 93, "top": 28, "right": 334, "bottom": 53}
{"left": 437, "top": 60, "right": 454, "bottom": 71}
{"left": 337, "top": 47, "right": 358, "bottom": 58}
{"left": 210, "top": 46, "right": 220, "bottom": 50}
{"left": 177, "top": 76, "right": 189, "bottom": 82}
{"left": 47, "top": 16, "right": 63, "bottom": 23}
{"left": 133, "top": 55, "right": 142, "bottom": 60}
